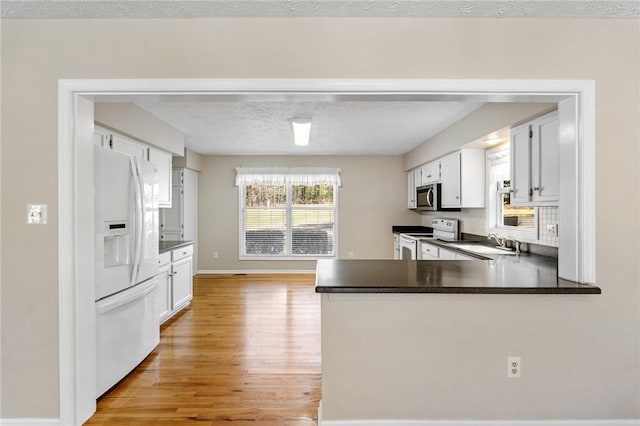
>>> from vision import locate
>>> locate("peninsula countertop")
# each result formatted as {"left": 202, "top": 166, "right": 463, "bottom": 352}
{"left": 314, "top": 257, "right": 600, "bottom": 295}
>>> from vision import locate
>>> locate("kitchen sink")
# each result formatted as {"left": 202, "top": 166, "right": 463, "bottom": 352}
{"left": 448, "top": 243, "right": 518, "bottom": 255}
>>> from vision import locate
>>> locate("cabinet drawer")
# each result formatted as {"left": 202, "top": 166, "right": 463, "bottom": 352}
{"left": 158, "top": 252, "right": 171, "bottom": 267}
{"left": 172, "top": 244, "right": 193, "bottom": 262}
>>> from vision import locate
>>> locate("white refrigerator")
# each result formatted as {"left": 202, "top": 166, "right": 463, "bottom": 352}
{"left": 94, "top": 146, "right": 160, "bottom": 397}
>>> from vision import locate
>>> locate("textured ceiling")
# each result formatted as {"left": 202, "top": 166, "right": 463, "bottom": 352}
{"left": 134, "top": 101, "right": 484, "bottom": 155}
{"left": 2, "top": 0, "right": 638, "bottom": 18}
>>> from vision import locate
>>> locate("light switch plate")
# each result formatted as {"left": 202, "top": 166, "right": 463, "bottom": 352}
{"left": 27, "top": 204, "right": 48, "bottom": 225}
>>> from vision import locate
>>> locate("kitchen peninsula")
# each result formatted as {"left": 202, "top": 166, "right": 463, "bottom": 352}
{"left": 315, "top": 258, "right": 600, "bottom": 294}
{"left": 315, "top": 257, "right": 600, "bottom": 423}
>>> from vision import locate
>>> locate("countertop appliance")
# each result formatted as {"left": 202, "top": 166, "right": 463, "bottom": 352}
{"left": 416, "top": 183, "right": 460, "bottom": 212}
{"left": 95, "top": 146, "right": 160, "bottom": 397}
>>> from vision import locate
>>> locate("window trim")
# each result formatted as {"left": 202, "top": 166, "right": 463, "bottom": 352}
{"left": 485, "top": 144, "right": 539, "bottom": 241}
{"left": 238, "top": 183, "right": 339, "bottom": 260}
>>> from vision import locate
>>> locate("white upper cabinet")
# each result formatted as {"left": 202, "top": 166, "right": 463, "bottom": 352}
{"left": 531, "top": 112, "right": 560, "bottom": 204}
{"left": 440, "top": 149, "right": 485, "bottom": 209}
{"left": 510, "top": 111, "right": 559, "bottom": 206}
{"left": 95, "top": 125, "right": 174, "bottom": 208}
{"left": 148, "top": 147, "right": 173, "bottom": 208}
{"left": 440, "top": 152, "right": 461, "bottom": 207}
{"left": 421, "top": 160, "right": 440, "bottom": 185}
{"left": 407, "top": 171, "right": 417, "bottom": 209}
{"left": 110, "top": 133, "right": 148, "bottom": 159}
{"left": 510, "top": 122, "right": 532, "bottom": 205}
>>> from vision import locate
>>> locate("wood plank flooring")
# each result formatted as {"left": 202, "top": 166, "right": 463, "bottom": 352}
{"left": 85, "top": 274, "right": 321, "bottom": 425}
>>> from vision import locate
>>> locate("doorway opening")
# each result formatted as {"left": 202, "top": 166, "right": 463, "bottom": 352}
{"left": 58, "top": 78, "right": 595, "bottom": 425}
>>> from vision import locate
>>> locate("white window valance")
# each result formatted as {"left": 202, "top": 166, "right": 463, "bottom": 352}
{"left": 235, "top": 167, "right": 342, "bottom": 187}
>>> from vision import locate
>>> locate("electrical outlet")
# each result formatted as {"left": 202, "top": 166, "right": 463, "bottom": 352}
{"left": 213, "top": 251, "right": 219, "bottom": 258}
{"left": 507, "top": 356, "right": 521, "bottom": 378}
{"left": 348, "top": 251, "right": 354, "bottom": 258}
{"left": 546, "top": 224, "right": 558, "bottom": 236}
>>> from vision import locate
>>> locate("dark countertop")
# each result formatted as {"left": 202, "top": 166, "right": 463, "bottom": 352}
{"left": 392, "top": 225, "right": 433, "bottom": 234}
{"left": 159, "top": 240, "right": 194, "bottom": 253}
{"left": 315, "top": 256, "right": 600, "bottom": 294}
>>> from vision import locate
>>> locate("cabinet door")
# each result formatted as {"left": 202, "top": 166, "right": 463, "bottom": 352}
{"left": 510, "top": 123, "right": 532, "bottom": 205}
{"left": 110, "top": 133, "right": 147, "bottom": 159}
{"left": 393, "top": 235, "right": 401, "bottom": 259}
{"left": 419, "top": 242, "right": 439, "bottom": 259}
{"left": 531, "top": 113, "right": 560, "bottom": 204}
{"left": 455, "top": 253, "right": 477, "bottom": 260}
{"left": 439, "top": 248, "right": 457, "bottom": 260}
{"left": 440, "top": 152, "right": 461, "bottom": 207}
{"left": 407, "top": 171, "right": 416, "bottom": 209}
{"left": 156, "top": 265, "right": 172, "bottom": 324}
{"left": 172, "top": 257, "right": 193, "bottom": 310}
{"left": 422, "top": 161, "right": 440, "bottom": 184}
{"left": 148, "top": 147, "right": 173, "bottom": 208}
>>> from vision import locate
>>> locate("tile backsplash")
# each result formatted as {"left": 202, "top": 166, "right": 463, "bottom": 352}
{"left": 537, "top": 207, "right": 559, "bottom": 247}
{"left": 421, "top": 206, "right": 559, "bottom": 248}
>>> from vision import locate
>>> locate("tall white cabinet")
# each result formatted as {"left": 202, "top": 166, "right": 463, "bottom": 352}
{"left": 160, "top": 167, "right": 199, "bottom": 274}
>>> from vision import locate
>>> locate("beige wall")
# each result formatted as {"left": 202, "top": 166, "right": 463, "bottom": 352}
{"left": 1, "top": 18, "right": 638, "bottom": 420}
{"left": 404, "top": 103, "right": 556, "bottom": 170}
{"left": 199, "top": 155, "right": 417, "bottom": 272}
{"left": 95, "top": 102, "right": 184, "bottom": 155}
{"left": 173, "top": 148, "right": 205, "bottom": 172}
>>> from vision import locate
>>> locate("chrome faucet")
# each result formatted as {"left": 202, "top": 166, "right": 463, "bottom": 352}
{"left": 488, "top": 233, "right": 522, "bottom": 254}
{"left": 487, "top": 232, "right": 506, "bottom": 248}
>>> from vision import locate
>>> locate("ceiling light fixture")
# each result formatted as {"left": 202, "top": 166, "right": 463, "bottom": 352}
{"left": 289, "top": 117, "right": 312, "bottom": 146}
{"left": 483, "top": 136, "right": 503, "bottom": 146}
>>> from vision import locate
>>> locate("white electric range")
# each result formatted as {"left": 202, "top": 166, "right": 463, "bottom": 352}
{"left": 398, "top": 218, "right": 459, "bottom": 260}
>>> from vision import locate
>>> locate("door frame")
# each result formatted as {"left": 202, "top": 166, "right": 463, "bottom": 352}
{"left": 58, "top": 78, "right": 595, "bottom": 425}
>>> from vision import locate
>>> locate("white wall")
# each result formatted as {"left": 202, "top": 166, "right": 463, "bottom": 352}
{"left": 198, "top": 155, "right": 418, "bottom": 272}
{"left": 1, "top": 18, "right": 638, "bottom": 420}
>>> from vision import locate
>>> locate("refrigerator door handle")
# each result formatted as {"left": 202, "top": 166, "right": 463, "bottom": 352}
{"left": 96, "top": 278, "right": 158, "bottom": 315}
{"left": 130, "top": 157, "right": 143, "bottom": 285}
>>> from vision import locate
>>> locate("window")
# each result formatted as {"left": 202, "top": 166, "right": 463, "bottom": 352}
{"left": 486, "top": 146, "right": 537, "bottom": 239}
{"left": 236, "top": 167, "right": 340, "bottom": 259}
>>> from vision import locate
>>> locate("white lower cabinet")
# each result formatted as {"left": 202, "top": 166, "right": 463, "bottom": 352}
{"left": 455, "top": 252, "right": 477, "bottom": 260}
{"left": 157, "top": 244, "right": 194, "bottom": 324}
{"left": 419, "top": 241, "right": 477, "bottom": 260}
{"left": 156, "top": 253, "right": 172, "bottom": 323}
{"left": 419, "top": 242, "right": 439, "bottom": 259}
{"left": 172, "top": 256, "right": 193, "bottom": 311}
{"left": 438, "top": 248, "right": 457, "bottom": 260}
{"left": 393, "top": 234, "right": 401, "bottom": 259}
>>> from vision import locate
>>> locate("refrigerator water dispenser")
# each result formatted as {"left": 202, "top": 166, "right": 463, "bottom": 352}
{"left": 103, "top": 221, "right": 131, "bottom": 268}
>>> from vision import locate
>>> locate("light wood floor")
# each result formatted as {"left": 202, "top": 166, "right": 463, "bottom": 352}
{"left": 86, "top": 274, "right": 321, "bottom": 425}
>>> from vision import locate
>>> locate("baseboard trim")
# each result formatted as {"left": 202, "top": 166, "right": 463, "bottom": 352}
{"left": 319, "top": 421, "right": 639, "bottom": 426}
{"left": 197, "top": 269, "right": 315, "bottom": 275}
{"left": 0, "top": 419, "right": 60, "bottom": 426}
{"left": 317, "top": 409, "right": 639, "bottom": 426}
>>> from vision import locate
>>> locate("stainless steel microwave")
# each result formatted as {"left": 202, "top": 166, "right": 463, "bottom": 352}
{"left": 416, "top": 184, "right": 460, "bottom": 212}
